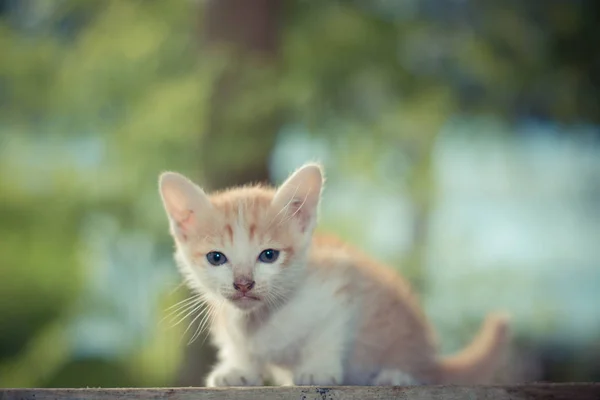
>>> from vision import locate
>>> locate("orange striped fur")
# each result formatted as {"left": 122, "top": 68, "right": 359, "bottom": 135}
{"left": 158, "top": 163, "right": 509, "bottom": 387}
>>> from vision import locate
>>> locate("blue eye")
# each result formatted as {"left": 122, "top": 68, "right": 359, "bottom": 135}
{"left": 206, "top": 251, "right": 227, "bottom": 266}
{"left": 258, "top": 249, "right": 280, "bottom": 263}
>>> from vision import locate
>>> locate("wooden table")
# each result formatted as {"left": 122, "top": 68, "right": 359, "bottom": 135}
{"left": 2, "top": 384, "right": 599, "bottom": 400}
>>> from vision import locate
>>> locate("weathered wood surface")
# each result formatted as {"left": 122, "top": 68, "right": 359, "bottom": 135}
{"left": 1, "top": 384, "right": 600, "bottom": 400}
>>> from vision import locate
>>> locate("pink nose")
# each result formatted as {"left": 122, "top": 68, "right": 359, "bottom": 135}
{"left": 233, "top": 279, "right": 255, "bottom": 293}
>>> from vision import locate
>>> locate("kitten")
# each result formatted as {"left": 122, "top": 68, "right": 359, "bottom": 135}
{"left": 158, "top": 163, "right": 509, "bottom": 387}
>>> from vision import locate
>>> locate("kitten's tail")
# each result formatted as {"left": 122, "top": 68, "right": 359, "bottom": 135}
{"left": 438, "top": 312, "right": 510, "bottom": 384}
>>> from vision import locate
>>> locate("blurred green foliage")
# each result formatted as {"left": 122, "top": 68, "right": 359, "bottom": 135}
{"left": 0, "top": 0, "right": 597, "bottom": 387}
{"left": 0, "top": 0, "right": 206, "bottom": 387}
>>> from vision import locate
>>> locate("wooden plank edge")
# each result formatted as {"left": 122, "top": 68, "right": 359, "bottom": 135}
{"left": 1, "top": 383, "right": 600, "bottom": 400}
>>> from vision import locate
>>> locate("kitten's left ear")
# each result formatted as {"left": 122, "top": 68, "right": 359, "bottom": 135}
{"left": 271, "top": 163, "right": 324, "bottom": 232}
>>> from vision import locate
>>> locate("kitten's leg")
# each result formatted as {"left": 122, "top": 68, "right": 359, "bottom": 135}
{"left": 371, "top": 369, "right": 418, "bottom": 386}
{"left": 206, "top": 363, "right": 264, "bottom": 387}
{"left": 292, "top": 330, "right": 344, "bottom": 385}
{"left": 205, "top": 346, "right": 264, "bottom": 387}
{"left": 267, "top": 365, "right": 294, "bottom": 386}
{"left": 293, "top": 357, "right": 343, "bottom": 386}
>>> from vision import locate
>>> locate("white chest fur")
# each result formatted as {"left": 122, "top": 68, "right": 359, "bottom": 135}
{"left": 215, "top": 274, "right": 355, "bottom": 371}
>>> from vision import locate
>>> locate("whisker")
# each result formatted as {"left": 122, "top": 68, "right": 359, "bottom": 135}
{"left": 189, "top": 304, "right": 214, "bottom": 345}
{"left": 187, "top": 314, "right": 206, "bottom": 345}
{"left": 181, "top": 305, "right": 211, "bottom": 343}
{"left": 267, "top": 184, "right": 300, "bottom": 229}
{"left": 160, "top": 296, "right": 205, "bottom": 325}
{"left": 267, "top": 286, "right": 289, "bottom": 313}
{"left": 164, "top": 293, "right": 203, "bottom": 312}
{"left": 167, "top": 281, "right": 186, "bottom": 297}
{"left": 268, "top": 292, "right": 286, "bottom": 313}
{"left": 278, "top": 189, "right": 310, "bottom": 227}
{"left": 191, "top": 299, "right": 224, "bottom": 346}
{"left": 169, "top": 302, "right": 205, "bottom": 328}
{"left": 202, "top": 300, "right": 225, "bottom": 346}
{"left": 162, "top": 302, "right": 202, "bottom": 323}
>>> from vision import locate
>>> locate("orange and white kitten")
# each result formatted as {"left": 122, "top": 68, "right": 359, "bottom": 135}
{"left": 158, "top": 163, "right": 509, "bottom": 387}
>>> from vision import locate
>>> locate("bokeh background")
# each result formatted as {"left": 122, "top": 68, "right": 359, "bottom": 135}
{"left": 1, "top": 0, "right": 599, "bottom": 388}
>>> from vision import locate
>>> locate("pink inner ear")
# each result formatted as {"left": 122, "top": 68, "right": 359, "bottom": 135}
{"left": 179, "top": 209, "right": 194, "bottom": 228}
{"left": 288, "top": 198, "right": 313, "bottom": 233}
{"left": 173, "top": 209, "right": 195, "bottom": 242}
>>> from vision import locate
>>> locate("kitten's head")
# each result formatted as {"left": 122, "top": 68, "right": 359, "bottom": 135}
{"left": 158, "top": 163, "right": 324, "bottom": 312}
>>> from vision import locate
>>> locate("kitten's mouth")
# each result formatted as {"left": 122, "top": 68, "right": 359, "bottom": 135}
{"left": 230, "top": 293, "right": 261, "bottom": 302}
{"left": 229, "top": 293, "right": 261, "bottom": 310}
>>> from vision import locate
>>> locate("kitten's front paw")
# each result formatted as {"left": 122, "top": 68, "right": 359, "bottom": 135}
{"left": 205, "top": 366, "right": 263, "bottom": 387}
{"left": 372, "top": 369, "right": 418, "bottom": 386}
{"left": 293, "top": 371, "right": 341, "bottom": 386}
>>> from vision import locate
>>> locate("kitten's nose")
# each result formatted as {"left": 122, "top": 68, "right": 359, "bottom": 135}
{"left": 233, "top": 279, "right": 255, "bottom": 293}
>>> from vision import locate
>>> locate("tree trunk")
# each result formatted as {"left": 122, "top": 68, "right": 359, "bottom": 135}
{"left": 200, "top": 0, "right": 283, "bottom": 191}
{"left": 175, "top": 0, "right": 283, "bottom": 386}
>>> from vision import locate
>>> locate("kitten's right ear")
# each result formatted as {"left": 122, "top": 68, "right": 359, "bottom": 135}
{"left": 271, "top": 163, "right": 324, "bottom": 233}
{"left": 158, "top": 172, "right": 212, "bottom": 240}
